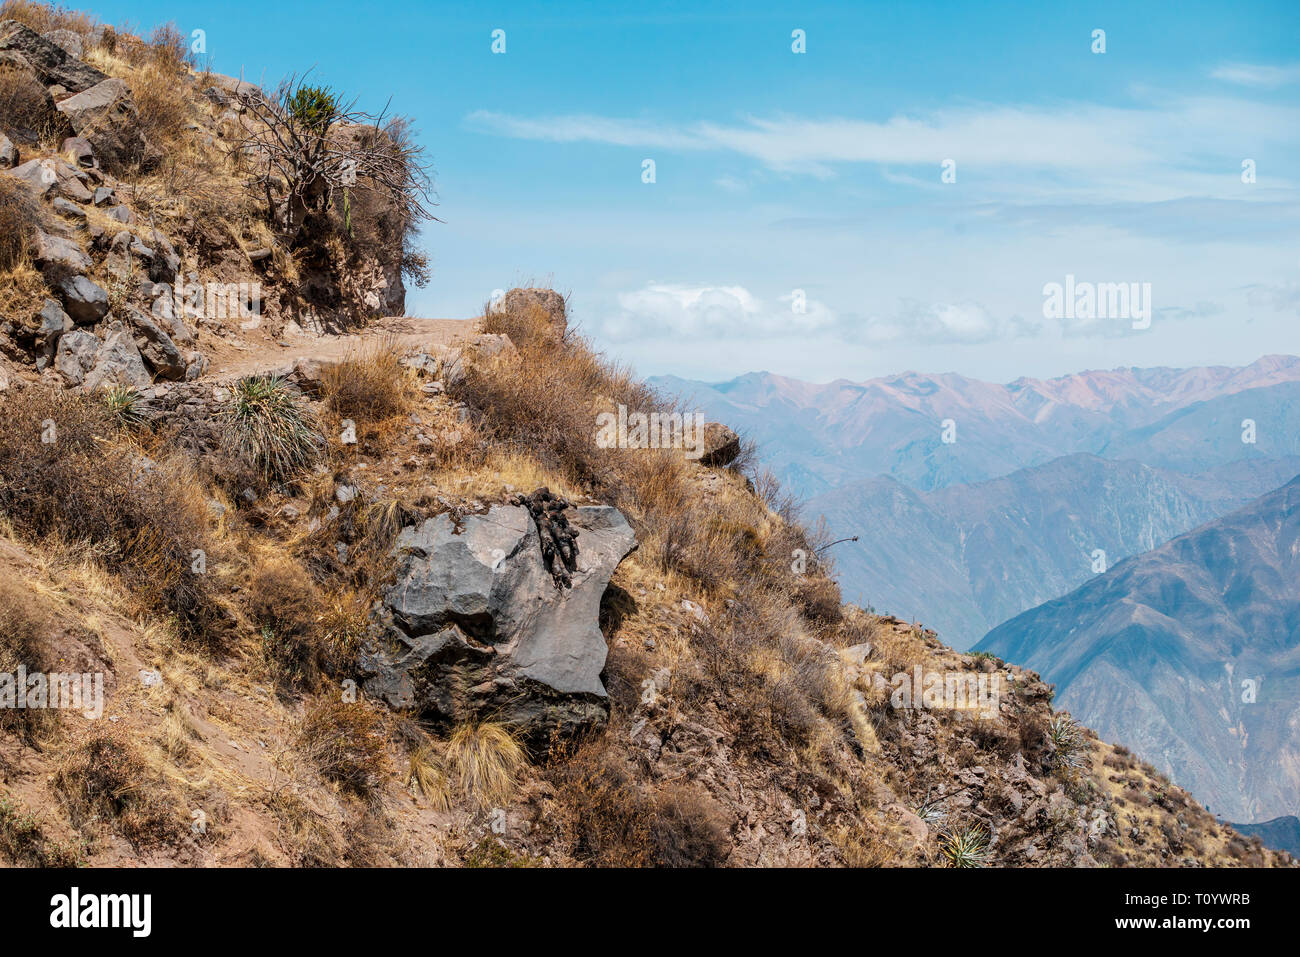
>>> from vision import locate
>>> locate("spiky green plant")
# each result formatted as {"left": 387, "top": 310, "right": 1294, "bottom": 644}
{"left": 939, "top": 824, "right": 992, "bottom": 868}
{"left": 1047, "top": 713, "right": 1087, "bottom": 773}
{"left": 223, "top": 375, "right": 322, "bottom": 482}
{"left": 102, "top": 384, "right": 145, "bottom": 428}
{"left": 287, "top": 85, "right": 339, "bottom": 135}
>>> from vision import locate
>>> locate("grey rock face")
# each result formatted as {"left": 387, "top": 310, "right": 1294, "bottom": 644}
{"left": 56, "top": 77, "right": 156, "bottom": 173}
{"left": 361, "top": 502, "right": 637, "bottom": 744}
{"left": 0, "top": 20, "right": 107, "bottom": 92}
{"left": 53, "top": 328, "right": 99, "bottom": 385}
{"left": 56, "top": 274, "right": 108, "bottom": 324}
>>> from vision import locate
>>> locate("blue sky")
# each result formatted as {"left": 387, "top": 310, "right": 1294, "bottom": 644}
{"left": 93, "top": 0, "right": 1300, "bottom": 382}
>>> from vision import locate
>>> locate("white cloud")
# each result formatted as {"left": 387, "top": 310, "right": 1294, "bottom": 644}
{"left": 1210, "top": 62, "right": 1300, "bottom": 88}
{"left": 600, "top": 283, "right": 1039, "bottom": 345}
{"left": 466, "top": 96, "right": 1300, "bottom": 201}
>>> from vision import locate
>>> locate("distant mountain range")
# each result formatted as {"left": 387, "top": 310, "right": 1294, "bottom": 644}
{"left": 652, "top": 356, "right": 1300, "bottom": 649}
{"left": 651, "top": 355, "right": 1300, "bottom": 499}
{"left": 976, "top": 476, "right": 1300, "bottom": 822}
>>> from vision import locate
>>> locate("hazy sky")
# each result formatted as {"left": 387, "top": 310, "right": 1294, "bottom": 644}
{"left": 96, "top": 0, "right": 1300, "bottom": 383}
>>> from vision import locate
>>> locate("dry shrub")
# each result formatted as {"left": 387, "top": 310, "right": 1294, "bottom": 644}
{"left": 128, "top": 62, "right": 194, "bottom": 149}
{"left": 0, "top": 384, "right": 224, "bottom": 640}
{"left": 0, "top": 795, "right": 81, "bottom": 866}
{"left": 461, "top": 298, "right": 665, "bottom": 492}
{"left": 320, "top": 339, "right": 414, "bottom": 423}
{"left": 0, "top": 176, "right": 41, "bottom": 272}
{"left": 249, "top": 556, "right": 326, "bottom": 689}
{"left": 0, "top": 0, "right": 97, "bottom": 35}
{"left": 547, "top": 740, "right": 653, "bottom": 866}
{"left": 295, "top": 698, "right": 389, "bottom": 798}
{"left": 54, "top": 730, "right": 182, "bottom": 847}
{"left": 0, "top": 578, "right": 57, "bottom": 742}
{"left": 650, "top": 784, "right": 732, "bottom": 867}
{"left": 444, "top": 720, "right": 526, "bottom": 811}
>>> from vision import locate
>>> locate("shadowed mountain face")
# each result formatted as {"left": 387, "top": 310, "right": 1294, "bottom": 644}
{"left": 976, "top": 477, "right": 1300, "bottom": 822}
{"left": 1231, "top": 816, "right": 1300, "bottom": 857}
{"left": 807, "top": 454, "right": 1300, "bottom": 649}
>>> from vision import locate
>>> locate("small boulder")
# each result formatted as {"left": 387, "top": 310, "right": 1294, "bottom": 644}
{"left": 0, "top": 131, "right": 15, "bottom": 167}
{"left": 53, "top": 327, "right": 99, "bottom": 385}
{"left": 56, "top": 274, "right": 109, "bottom": 324}
{"left": 124, "top": 306, "right": 186, "bottom": 380}
{"left": 56, "top": 77, "right": 157, "bottom": 173}
{"left": 32, "top": 229, "right": 92, "bottom": 275}
{"left": 499, "top": 286, "right": 567, "bottom": 337}
{"left": 60, "top": 135, "right": 94, "bottom": 168}
{"left": 698, "top": 422, "right": 741, "bottom": 467}
{"left": 82, "top": 320, "right": 152, "bottom": 391}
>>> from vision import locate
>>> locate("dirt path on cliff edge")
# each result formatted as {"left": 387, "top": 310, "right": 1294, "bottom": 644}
{"left": 202, "top": 315, "right": 481, "bottom": 383}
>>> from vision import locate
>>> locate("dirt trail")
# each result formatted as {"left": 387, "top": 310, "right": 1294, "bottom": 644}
{"left": 202, "top": 315, "right": 481, "bottom": 383}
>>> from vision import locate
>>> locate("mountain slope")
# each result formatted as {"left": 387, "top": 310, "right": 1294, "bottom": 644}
{"left": 976, "top": 476, "right": 1300, "bottom": 822}
{"left": 809, "top": 453, "right": 1300, "bottom": 648}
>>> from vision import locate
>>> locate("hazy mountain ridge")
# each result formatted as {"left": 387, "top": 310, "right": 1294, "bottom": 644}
{"left": 807, "top": 453, "right": 1300, "bottom": 649}
{"left": 976, "top": 476, "right": 1300, "bottom": 822}
{"left": 651, "top": 355, "right": 1300, "bottom": 498}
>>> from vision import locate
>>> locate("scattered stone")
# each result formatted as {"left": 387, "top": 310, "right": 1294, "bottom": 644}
{"left": 0, "top": 131, "right": 15, "bottom": 167}
{"left": 0, "top": 20, "right": 108, "bottom": 92}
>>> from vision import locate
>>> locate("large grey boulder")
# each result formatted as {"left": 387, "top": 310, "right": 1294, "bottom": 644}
{"left": 56, "top": 78, "right": 156, "bottom": 173}
{"left": 53, "top": 327, "right": 99, "bottom": 385}
{"left": 125, "top": 305, "right": 185, "bottom": 380}
{"left": 82, "top": 320, "right": 151, "bottom": 391}
{"left": 0, "top": 20, "right": 106, "bottom": 92}
{"left": 360, "top": 499, "right": 637, "bottom": 745}
{"left": 56, "top": 274, "right": 108, "bottom": 324}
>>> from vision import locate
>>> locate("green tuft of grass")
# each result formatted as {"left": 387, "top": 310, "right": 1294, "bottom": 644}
{"left": 222, "top": 375, "right": 323, "bottom": 483}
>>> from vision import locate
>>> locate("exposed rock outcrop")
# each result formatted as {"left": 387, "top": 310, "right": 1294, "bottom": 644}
{"left": 360, "top": 500, "right": 637, "bottom": 745}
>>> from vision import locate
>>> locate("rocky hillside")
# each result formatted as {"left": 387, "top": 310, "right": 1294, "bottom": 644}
{"left": 978, "top": 476, "right": 1300, "bottom": 823}
{"left": 0, "top": 4, "right": 1288, "bottom": 868}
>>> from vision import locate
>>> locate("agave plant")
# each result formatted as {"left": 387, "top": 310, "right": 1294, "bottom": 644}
{"left": 1047, "top": 713, "right": 1087, "bottom": 772}
{"left": 223, "top": 375, "right": 322, "bottom": 482}
{"left": 939, "top": 823, "right": 992, "bottom": 868}
{"left": 102, "top": 384, "right": 145, "bottom": 428}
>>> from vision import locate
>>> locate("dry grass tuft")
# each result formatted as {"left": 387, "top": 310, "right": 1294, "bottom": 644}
{"left": 444, "top": 720, "right": 527, "bottom": 811}
{"left": 320, "top": 338, "right": 415, "bottom": 423}
{"left": 54, "top": 730, "right": 183, "bottom": 848}
{"left": 295, "top": 698, "right": 390, "bottom": 798}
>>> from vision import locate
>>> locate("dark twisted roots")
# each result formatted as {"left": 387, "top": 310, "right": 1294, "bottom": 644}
{"left": 514, "top": 487, "right": 580, "bottom": 589}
